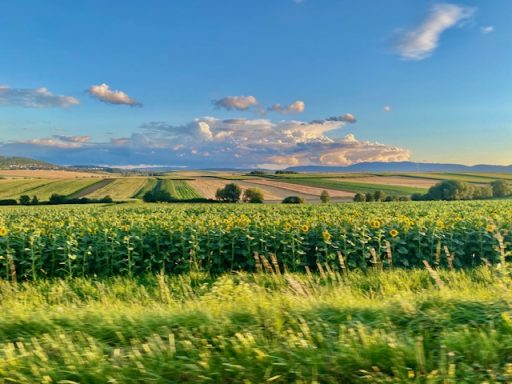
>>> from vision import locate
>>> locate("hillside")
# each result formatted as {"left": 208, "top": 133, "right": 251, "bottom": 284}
{"left": 286, "top": 161, "right": 512, "bottom": 173}
{"left": 0, "top": 156, "right": 59, "bottom": 170}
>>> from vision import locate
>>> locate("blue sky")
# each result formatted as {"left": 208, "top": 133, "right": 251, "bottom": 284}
{"left": 0, "top": 0, "right": 510, "bottom": 168}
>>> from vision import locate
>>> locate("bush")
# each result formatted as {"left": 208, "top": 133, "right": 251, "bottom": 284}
{"left": 31, "top": 196, "right": 39, "bottom": 205}
{"left": 19, "top": 195, "right": 31, "bottom": 205}
{"left": 365, "top": 192, "right": 375, "bottom": 202}
{"left": 282, "top": 196, "right": 304, "bottom": 204}
{"left": 320, "top": 190, "right": 330, "bottom": 203}
{"left": 0, "top": 199, "right": 17, "bottom": 206}
{"left": 373, "top": 190, "right": 386, "bottom": 202}
{"left": 215, "top": 183, "right": 242, "bottom": 203}
{"left": 143, "top": 190, "right": 174, "bottom": 203}
{"left": 353, "top": 193, "right": 366, "bottom": 202}
{"left": 242, "top": 188, "right": 264, "bottom": 203}
{"left": 49, "top": 194, "right": 67, "bottom": 205}
{"left": 491, "top": 180, "right": 510, "bottom": 198}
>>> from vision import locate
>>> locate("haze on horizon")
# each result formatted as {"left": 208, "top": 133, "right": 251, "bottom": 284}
{"left": 0, "top": 0, "right": 510, "bottom": 168}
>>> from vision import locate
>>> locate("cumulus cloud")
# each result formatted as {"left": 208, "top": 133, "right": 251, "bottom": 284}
{"left": 1, "top": 115, "right": 410, "bottom": 168}
{"left": 480, "top": 26, "right": 494, "bottom": 34}
{"left": 268, "top": 100, "right": 305, "bottom": 114}
{"left": 213, "top": 96, "right": 259, "bottom": 111}
{"left": 395, "top": 3, "right": 475, "bottom": 60}
{"left": 0, "top": 86, "right": 79, "bottom": 108}
{"left": 88, "top": 83, "right": 141, "bottom": 106}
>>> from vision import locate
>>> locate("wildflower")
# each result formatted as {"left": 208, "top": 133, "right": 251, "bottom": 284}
{"left": 322, "top": 230, "right": 332, "bottom": 242}
{"left": 389, "top": 229, "right": 399, "bottom": 238}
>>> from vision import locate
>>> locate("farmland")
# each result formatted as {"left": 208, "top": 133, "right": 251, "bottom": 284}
{"left": 0, "top": 199, "right": 511, "bottom": 382}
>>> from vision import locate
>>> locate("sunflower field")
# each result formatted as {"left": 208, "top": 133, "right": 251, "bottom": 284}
{"left": 0, "top": 200, "right": 510, "bottom": 280}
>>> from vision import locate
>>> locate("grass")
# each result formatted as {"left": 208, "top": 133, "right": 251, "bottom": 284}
{"left": 85, "top": 178, "right": 149, "bottom": 200}
{"left": 1, "top": 268, "right": 512, "bottom": 382}
{"left": 273, "top": 177, "right": 427, "bottom": 195}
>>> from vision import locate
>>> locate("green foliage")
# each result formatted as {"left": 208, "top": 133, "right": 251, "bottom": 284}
{"left": 320, "top": 190, "right": 330, "bottom": 203}
{"left": 19, "top": 195, "right": 31, "bottom": 205}
{"left": 143, "top": 189, "right": 174, "bottom": 203}
{"left": 242, "top": 188, "right": 264, "bottom": 203}
{"left": 1, "top": 269, "right": 512, "bottom": 382}
{"left": 353, "top": 192, "right": 366, "bottom": 202}
{"left": 215, "top": 183, "right": 242, "bottom": 203}
{"left": 282, "top": 196, "right": 304, "bottom": 204}
{"left": 491, "top": 179, "right": 511, "bottom": 198}
{"left": 419, "top": 180, "right": 493, "bottom": 201}
{"left": 0, "top": 200, "right": 510, "bottom": 279}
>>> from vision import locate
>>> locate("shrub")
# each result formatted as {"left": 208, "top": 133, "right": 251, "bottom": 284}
{"left": 49, "top": 194, "right": 67, "bottom": 205}
{"left": 242, "top": 188, "right": 264, "bottom": 203}
{"left": 215, "top": 183, "right": 242, "bottom": 203}
{"left": 31, "top": 196, "right": 39, "bottom": 205}
{"left": 143, "top": 190, "right": 174, "bottom": 203}
{"left": 19, "top": 195, "right": 31, "bottom": 205}
{"left": 282, "top": 196, "right": 304, "bottom": 204}
{"left": 365, "top": 192, "right": 375, "bottom": 202}
{"left": 0, "top": 199, "right": 17, "bottom": 206}
{"left": 491, "top": 180, "right": 510, "bottom": 198}
{"left": 320, "top": 190, "right": 330, "bottom": 203}
{"left": 353, "top": 193, "right": 366, "bottom": 202}
{"left": 373, "top": 190, "right": 386, "bottom": 202}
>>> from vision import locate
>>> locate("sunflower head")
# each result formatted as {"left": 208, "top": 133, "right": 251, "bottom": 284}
{"left": 389, "top": 229, "right": 399, "bottom": 238}
{"left": 301, "top": 224, "right": 309, "bottom": 233}
{"left": 370, "top": 220, "right": 381, "bottom": 229}
{"left": 322, "top": 230, "right": 332, "bottom": 242}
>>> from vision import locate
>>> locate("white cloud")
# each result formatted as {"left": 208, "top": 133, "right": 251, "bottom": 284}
{"left": 384, "top": 105, "right": 392, "bottom": 112}
{"left": 396, "top": 3, "right": 475, "bottom": 60}
{"left": 88, "top": 83, "right": 141, "bottom": 106}
{"left": 0, "top": 86, "right": 79, "bottom": 108}
{"left": 480, "top": 26, "right": 494, "bottom": 34}
{"left": 22, "top": 135, "right": 91, "bottom": 149}
{"left": 213, "top": 96, "right": 259, "bottom": 111}
{"left": 269, "top": 100, "right": 305, "bottom": 114}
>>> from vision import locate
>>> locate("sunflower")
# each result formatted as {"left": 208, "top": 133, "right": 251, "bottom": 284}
{"left": 370, "top": 220, "right": 381, "bottom": 229}
{"left": 322, "top": 230, "right": 332, "bottom": 242}
{"left": 284, "top": 223, "right": 292, "bottom": 231}
{"left": 486, "top": 224, "right": 496, "bottom": 233}
{"left": 389, "top": 229, "right": 399, "bottom": 238}
{"left": 301, "top": 224, "right": 309, "bottom": 233}
{"left": 0, "top": 227, "right": 8, "bottom": 237}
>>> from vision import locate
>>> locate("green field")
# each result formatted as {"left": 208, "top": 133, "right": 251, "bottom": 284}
{"left": 270, "top": 177, "right": 427, "bottom": 195}
{"left": 85, "top": 178, "right": 149, "bottom": 200}
{"left": 153, "top": 178, "right": 202, "bottom": 199}
{"left": 0, "top": 179, "right": 52, "bottom": 199}
{"left": 1, "top": 198, "right": 512, "bottom": 382}
{"left": 1, "top": 268, "right": 512, "bottom": 382}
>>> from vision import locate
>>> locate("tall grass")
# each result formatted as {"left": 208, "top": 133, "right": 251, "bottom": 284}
{"left": 0, "top": 267, "right": 512, "bottom": 382}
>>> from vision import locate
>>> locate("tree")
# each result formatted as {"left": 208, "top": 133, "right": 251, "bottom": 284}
{"left": 243, "top": 188, "right": 264, "bottom": 203}
{"left": 365, "top": 192, "right": 375, "bottom": 202}
{"left": 19, "top": 195, "right": 31, "bottom": 205}
{"left": 215, "top": 183, "right": 242, "bottom": 203}
{"left": 353, "top": 193, "right": 366, "bottom": 202}
{"left": 491, "top": 180, "right": 510, "bottom": 198}
{"left": 143, "top": 190, "right": 173, "bottom": 203}
{"left": 424, "top": 180, "right": 473, "bottom": 201}
{"left": 282, "top": 196, "right": 304, "bottom": 204}
{"left": 320, "top": 190, "right": 330, "bottom": 203}
{"left": 31, "top": 196, "right": 39, "bottom": 205}
{"left": 49, "top": 194, "right": 67, "bottom": 205}
{"left": 373, "top": 190, "right": 386, "bottom": 202}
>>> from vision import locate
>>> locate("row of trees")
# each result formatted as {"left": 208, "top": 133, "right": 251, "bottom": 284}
{"left": 0, "top": 194, "right": 114, "bottom": 206}
{"left": 412, "top": 179, "right": 511, "bottom": 201}
{"left": 353, "top": 190, "right": 410, "bottom": 203}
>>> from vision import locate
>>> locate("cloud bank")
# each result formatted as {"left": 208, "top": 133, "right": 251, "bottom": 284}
{"left": 1, "top": 115, "right": 410, "bottom": 168}
{"left": 396, "top": 3, "right": 475, "bottom": 60}
{"left": 88, "top": 83, "right": 141, "bottom": 106}
{"left": 0, "top": 86, "right": 79, "bottom": 108}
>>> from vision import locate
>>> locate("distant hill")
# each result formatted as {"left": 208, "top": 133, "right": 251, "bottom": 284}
{"left": 286, "top": 161, "right": 512, "bottom": 173}
{"left": 0, "top": 156, "right": 60, "bottom": 170}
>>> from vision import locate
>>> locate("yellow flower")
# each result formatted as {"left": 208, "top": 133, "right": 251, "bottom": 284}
{"left": 0, "top": 227, "right": 8, "bottom": 237}
{"left": 301, "top": 224, "right": 309, "bottom": 233}
{"left": 322, "top": 230, "right": 332, "bottom": 242}
{"left": 389, "top": 229, "right": 399, "bottom": 238}
{"left": 370, "top": 220, "right": 381, "bottom": 229}
{"left": 284, "top": 223, "right": 292, "bottom": 231}
{"left": 486, "top": 224, "right": 496, "bottom": 233}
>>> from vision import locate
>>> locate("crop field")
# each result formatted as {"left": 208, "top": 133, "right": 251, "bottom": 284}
{"left": 0, "top": 179, "right": 52, "bottom": 199}
{"left": 18, "top": 178, "right": 103, "bottom": 200}
{"left": 270, "top": 177, "right": 428, "bottom": 196}
{"left": 0, "top": 200, "right": 511, "bottom": 382}
{"left": 158, "top": 179, "right": 202, "bottom": 199}
{"left": 84, "top": 178, "right": 149, "bottom": 200}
